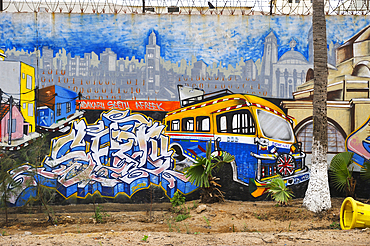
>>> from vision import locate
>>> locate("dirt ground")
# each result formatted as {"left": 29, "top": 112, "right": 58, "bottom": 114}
{"left": 0, "top": 197, "right": 370, "bottom": 245}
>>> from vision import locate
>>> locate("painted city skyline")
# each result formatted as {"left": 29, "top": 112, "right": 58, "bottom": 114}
{"left": 1, "top": 14, "right": 368, "bottom": 101}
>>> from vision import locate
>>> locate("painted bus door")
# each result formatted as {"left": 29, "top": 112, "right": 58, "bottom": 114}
{"left": 213, "top": 108, "right": 258, "bottom": 185}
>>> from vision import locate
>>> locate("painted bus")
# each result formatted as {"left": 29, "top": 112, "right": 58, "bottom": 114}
{"left": 163, "top": 89, "right": 309, "bottom": 197}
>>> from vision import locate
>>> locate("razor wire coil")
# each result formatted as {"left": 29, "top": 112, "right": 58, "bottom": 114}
{"left": 1, "top": 0, "right": 370, "bottom": 15}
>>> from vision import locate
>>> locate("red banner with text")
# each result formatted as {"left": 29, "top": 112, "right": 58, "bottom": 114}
{"left": 77, "top": 100, "right": 180, "bottom": 112}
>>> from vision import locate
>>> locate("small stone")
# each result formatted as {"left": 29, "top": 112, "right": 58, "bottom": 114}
{"left": 24, "top": 231, "right": 32, "bottom": 235}
{"left": 196, "top": 204, "right": 207, "bottom": 214}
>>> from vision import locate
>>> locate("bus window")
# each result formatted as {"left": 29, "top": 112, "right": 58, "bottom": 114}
{"left": 166, "top": 121, "right": 171, "bottom": 131}
{"left": 257, "top": 109, "right": 293, "bottom": 141}
{"left": 172, "top": 120, "right": 180, "bottom": 131}
{"left": 182, "top": 117, "right": 194, "bottom": 131}
{"left": 219, "top": 116, "right": 227, "bottom": 133}
{"left": 196, "top": 116, "right": 210, "bottom": 132}
{"left": 217, "top": 110, "right": 255, "bottom": 135}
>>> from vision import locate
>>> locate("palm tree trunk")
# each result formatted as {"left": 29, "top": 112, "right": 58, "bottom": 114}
{"left": 303, "top": 0, "right": 332, "bottom": 212}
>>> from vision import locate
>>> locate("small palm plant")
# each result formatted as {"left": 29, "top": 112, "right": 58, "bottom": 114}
{"left": 329, "top": 151, "right": 356, "bottom": 197}
{"left": 184, "top": 141, "right": 235, "bottom": 203}
{"left": 265, "top": 176, "right": 294, "bottom": 206}
{"left": 360, "top": 160, "right": 370, "bottom": 182}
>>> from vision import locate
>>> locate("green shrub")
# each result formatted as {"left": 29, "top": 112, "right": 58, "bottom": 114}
{"left": 265, "top": 176, "right": 294, "bottom": 205}
{"left": 170, "top": 191, "right": 185, "bottom": 207}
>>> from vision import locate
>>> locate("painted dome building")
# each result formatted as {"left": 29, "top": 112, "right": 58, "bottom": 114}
{"left": 281, "top": 24, "right": 370, "bottom": 169}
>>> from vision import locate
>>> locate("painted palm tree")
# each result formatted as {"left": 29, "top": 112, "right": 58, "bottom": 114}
{"left": 184, "top": 141, "right": 235, "bottom": 203}
{"left": 303, "top": 0, "right": 332, "bottom": 212}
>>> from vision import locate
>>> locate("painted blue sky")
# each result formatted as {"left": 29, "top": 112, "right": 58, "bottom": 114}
{"left": 1, "top": 13, "right": 370, "bottom": 67}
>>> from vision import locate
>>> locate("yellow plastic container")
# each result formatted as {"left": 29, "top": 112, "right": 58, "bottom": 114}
{"left": 340, "top": 197, "right": 370, "bottom": 230}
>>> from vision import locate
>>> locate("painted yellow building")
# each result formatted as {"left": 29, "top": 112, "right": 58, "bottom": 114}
{"left": 20, "top": 62, "right": 36, "bottom": 134}
{"left": 0, "top": 59, "right": 36, "bottom": 134}
{"left": 281, "top": 24, "right": 370, "bottom": 167}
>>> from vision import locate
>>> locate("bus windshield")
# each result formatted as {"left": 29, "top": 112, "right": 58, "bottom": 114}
{"left": 256, "top": 109, "right": 294, "bottom": 142}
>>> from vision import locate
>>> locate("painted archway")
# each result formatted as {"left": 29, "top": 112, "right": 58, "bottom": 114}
{"left": 295, "top": 117, "right": 346, "bottom": 154}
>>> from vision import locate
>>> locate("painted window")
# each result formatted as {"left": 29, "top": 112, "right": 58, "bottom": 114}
{"left": 296, "top": 121, "right": 346, "bottom": 153}
{"left": 28, "top": 103, "right": 33, "bottom": 117}
{"left": 166, "top": 121, "right": 170, "bottom": 131}
{"left": 216, "top": 109, "right": 255, "bottom": 135}
{"left": 280, "top": 83, "right": 285, "bottom": 97}
{"left": 26, "top": 75, "right": 32, "bottom": 89}
{"left": 196, "top": 116, "right": 210, "bottom": 132}
{"left": 257, "top": 109, "right": 294, "bottom": 142}
{"left": 7, "top": 119, "right": 16, "bottom": 133}
{"left": 57, "top": 103, "right": 62, "bottom": 116}
{"left": 182, "top": 117, "right": 194, "bottom": 131}
{"left": 171, "top": 120, "right": 180, "bottom": 131}
{"left": 23, "top": 103, "right": 26, "bottom": 109}
{"left": 66, "top": 102, "right": 71, "bottom": 113}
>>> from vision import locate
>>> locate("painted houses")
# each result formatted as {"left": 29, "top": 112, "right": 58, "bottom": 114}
{"left": 0, "top": 60, "right": 36, "bottom": 133}
{"left": 0, "top": 104, "right": 29, "bottom": 143}
{"left": 37, "top": 85, "right": 78, "bottom": 127}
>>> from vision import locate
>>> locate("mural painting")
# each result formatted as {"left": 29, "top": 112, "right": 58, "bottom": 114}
{"left": 2, "top": 13, "right": 370, "bottom": 204}
{"left": 0, "top": 58, "right": 40, "bottom": 150}
{"left": 281, "top": 19, "right": 370, "bottom": 168}
{"left": 164, "top": 89, "right": 309, "bottom": 197}
{"left": 8, "top": 109, "right": 197, "bottom": 206}
{"left": 0, "top": 13, "right": 317, "bottom": 103}
{"left": 347, "top": 116, "right": 370, "bottom": 171}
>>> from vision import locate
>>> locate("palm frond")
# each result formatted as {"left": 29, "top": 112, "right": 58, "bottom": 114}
{"left": 265, "top": 176, "right": 294, "bottom": 205}
{"left": 360, "top": 160, "right": 370, "bottom": 181}
{"left": 185, "top": 140, "right": 236, "bottom": 195}
{"left": 329, "top": 152, "right": 353, "bottom": 193}
{"left": 206, "top": 140, "right": 212, "bottom": 160}
{"left": 185, "top": 159, "right": 209, "bottom": 187}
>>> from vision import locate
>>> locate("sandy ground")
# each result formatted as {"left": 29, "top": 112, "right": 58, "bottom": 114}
{"left": 0, "top": 198, "right": 369, "bottom": 245}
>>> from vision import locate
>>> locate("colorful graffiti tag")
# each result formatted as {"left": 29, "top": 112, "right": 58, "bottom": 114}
{"left": 347, "top": 116, "right": 370, "bottom": 171}
{"left": 9, "top": 110, "right": 197, "bottom": 206}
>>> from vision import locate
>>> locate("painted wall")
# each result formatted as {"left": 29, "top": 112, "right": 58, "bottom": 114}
{"left": 9, "top": 109, "right": 197, "bottom": 207}
{"left": 1, "top": 13, "right": 318, "bottom": 101}
{"left": 2, "top": 13, "right": 370, "bottom": 204}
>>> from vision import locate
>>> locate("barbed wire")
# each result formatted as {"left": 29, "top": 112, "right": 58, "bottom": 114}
{"left": 1, "top": 0, "right": 370, "bottom": 15}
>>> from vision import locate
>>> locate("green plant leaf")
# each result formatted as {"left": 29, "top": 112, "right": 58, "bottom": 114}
{"left": 361, "top": 160, "right": 370, "bottom": 181}
{"left": 265, "top": 176, "right": 294, "bottom": 205}
{"left": 184, "top": 140, "right": 235, "bottom": 202}
{"left": 185, "top": 160, "right": 209, "bottom": 187}
{"left": 206, "top": 141, "right": 212, "bottom": 160}
{"left": 170, "top": 191, "right": 186, "bottom": 207}
{"left": 329, "top": 152, "right": 354, "bottom": 193}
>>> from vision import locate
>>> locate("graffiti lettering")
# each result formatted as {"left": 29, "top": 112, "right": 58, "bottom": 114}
{"left": 107, "top": 101, "right": 130, "bottom": 110}
{"left": 135, "top": 101, "right": 164, "bottom": 111}
{"left": 80, "top": 101, "right": 105, "bottom": 109}
{"left": 77, "top": 100, "right": 180, "bottom": 112}
{"left": 8, "top": 109, "right": 197, "bottom": 206}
